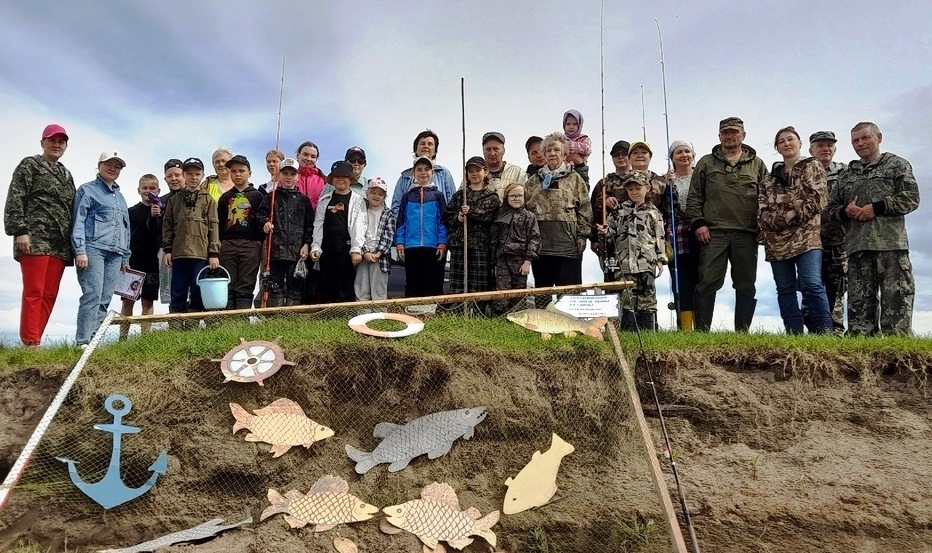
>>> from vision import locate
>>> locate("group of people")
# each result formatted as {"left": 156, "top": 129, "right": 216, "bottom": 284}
{"left": 3, "top": 111, "right": 919, "bottom": 346}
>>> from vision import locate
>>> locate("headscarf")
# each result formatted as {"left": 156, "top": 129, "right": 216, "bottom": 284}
{"left": 563, "top": 109, "right": 584, "bottom": 139}
{"left": 668, "top": 140, "right": 695, "bottom": 162}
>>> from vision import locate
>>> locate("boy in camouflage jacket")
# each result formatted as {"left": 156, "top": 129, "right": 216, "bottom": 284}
{"left": 599, "top": 171, "right": 667, "bottom": 331}
{"left": 490, "top": 182, "right": 541, "bottom": 314}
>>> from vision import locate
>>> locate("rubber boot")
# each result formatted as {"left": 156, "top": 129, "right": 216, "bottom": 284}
{"left": 636, "top": 311, "right": 657, "bottom": 332}
{"left": 234, "top": 293, "right": 253, "bottom": 311}
{"left": 734, "top": 293, "right": 757, "bottom": 333}
{"left": 226, "top": 290, "right": 237, "bottom": 310}
{"left": 693, "top": 293, "right": 716, "bottom": 332}
{"left": 267, "top": 291, "right": 285, "bottom": 308}
{"left": 621, "top": 310, "right": 637, "bottom": 331}
{"left": 783, "top": 316, "right": 805, "bottom": 335}
{"left": 679, "top": 311, "right": 695, "bottom": 332}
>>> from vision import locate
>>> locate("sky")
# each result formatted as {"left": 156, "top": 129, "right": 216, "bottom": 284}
{"left": 0, "top": 0, "right": 930, "bottom": 343}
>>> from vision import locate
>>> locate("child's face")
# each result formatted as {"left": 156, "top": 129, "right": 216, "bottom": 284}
{"left": 331, "top": 176, "right": 352, "bottom": 192}
{"left": 506, "top": 186, "right": 526, "bottom": 209}
{"left": 625, "top": 183, "right": 647, "bottom": 205}
{"left": 138, "top": 179, "right": 160, "bottom": 204}
{"left": 413, "top": 164, "right": 433, "bottom": 184}
{"left": 229, "top": 164, "right": 251, "bottom": 188}
{"left": 279, "top": 169, "right": 298, "bottom": 188}
{"left": 366, "top": 187, "right": 386, "bottom": 207}
{"left": 564, "top": 115, "right": 579, "bottom": 135}
{"left": 164, "top": 168, "right": 183, "bottom": 191}
{"left": 466, "top": 166, "right": 487, "bottom": 187}
{"left": 183, "top": 168, "right": 203, "bottom": 190}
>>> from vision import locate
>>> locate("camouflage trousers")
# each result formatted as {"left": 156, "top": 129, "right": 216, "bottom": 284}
{"left": 617, "top": 271, "right": 657, "bottom": 312}
{"left": 492, "top": 255, "right": 529, "bottom": 314}
{"left": 847, "top": 250, "right": 914, "bottom": 336}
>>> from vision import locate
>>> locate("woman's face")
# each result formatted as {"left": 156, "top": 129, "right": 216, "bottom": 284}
{"left": 415, "top": 137, "right": 436, "bottom": 159}
{"left": 629, "top": 147, "right": 651, "bottom": 170}
{"left": 266, "top": 154, "right": 282, "bottom": 177}
{"left": 41, "top": 136, "right": 68, "bottom": 162}
{"left": 213, "top": 151, "right": 231, "bottom": 175}
{"left": 672, "top": 146, "right": 693, "bottom": 169}
{"left": 544, "top": 143, "right": 565, "bottom": 170}
{"left": 776, "top": 132, "right": 801, "bottom": 159}
{"left": 298, "top": 146, "right": 319, "bottom": 168}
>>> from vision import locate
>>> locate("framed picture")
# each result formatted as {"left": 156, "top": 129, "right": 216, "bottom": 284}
{"left": 113, "top": 268, "right": 146, "bottom": 301}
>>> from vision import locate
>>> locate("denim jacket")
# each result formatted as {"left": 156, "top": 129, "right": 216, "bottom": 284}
{"left": 71, "top": 176, "right": 131, "bottom": 263}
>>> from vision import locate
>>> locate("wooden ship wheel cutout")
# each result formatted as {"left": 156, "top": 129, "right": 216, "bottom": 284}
{"left": 213, "top": 337, "right": 294, "bottom": 386}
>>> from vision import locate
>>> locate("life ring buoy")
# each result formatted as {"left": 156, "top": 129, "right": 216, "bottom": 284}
{"left": 347, "top": 312, "right": 424, "bottom": 338}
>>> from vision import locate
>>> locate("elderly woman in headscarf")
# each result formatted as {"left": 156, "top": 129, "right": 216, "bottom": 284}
{"left": 663, "top": 140, "right": 701, "bottom": 330}
{"left": 525, "top": 132, "right": 592, "bottom": 296}
{"left": 562, "top": 109, "right": 591, "bottom": 184}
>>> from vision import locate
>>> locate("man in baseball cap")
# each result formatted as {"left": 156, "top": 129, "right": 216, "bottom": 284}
{"left": 344, "top": 146, "right": 368, "bottom": 192}
{"left": 808, "top": 130, "right": 847, "bottom": 334}
{"left": 42, "top": 124, "right": 69, "bottom": 141}
{"left": 480, "top": 131, "right": 527, "bottom": 200}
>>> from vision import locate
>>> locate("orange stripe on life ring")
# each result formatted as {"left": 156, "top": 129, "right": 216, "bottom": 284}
{"left": 347, "top": 312, "right": 425, "bottom": 338}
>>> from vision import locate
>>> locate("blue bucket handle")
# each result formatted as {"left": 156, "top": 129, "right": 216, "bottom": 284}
{"left": 196, "top": 265, "right": 231, "bottom": 284}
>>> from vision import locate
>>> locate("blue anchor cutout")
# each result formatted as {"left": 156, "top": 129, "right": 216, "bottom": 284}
{"left": 57, "top": 394, "right": 168, "bottom": 509}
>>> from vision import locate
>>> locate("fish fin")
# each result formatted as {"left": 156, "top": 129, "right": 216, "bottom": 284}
{"left": 372, "top": 422, "right": 402, "bottom": 438}
{"left": 314, "top": 523, "right": 336, "bottom": 532}
{"left": 504, "top": 477, "right": 513, "bottom": 487}
{"left": 463, "top": 507, "right": 481, "bottom": 519}
{"left": 563, "top": 330, "right": 578, "bottom": 338}
{"left": 345, "top": 444, "right": 378, "bottom": 474}
{"left": 526, "top": 322, "right": 539, "bottom": 330}
{"left": 474, "top": 510, "right": 500, "bottom": 547}
{"left": 254, "top": 398, "right": 305, "bottom": 417}
{"left": 243, "top": 432, "right": 263, "bottom": 442}
{"left": 544, "top": 301, "right": 560, "bottom": 312}
{"left": 310, "top": 475, "right": 349, "bottom": 494}
{"left": 427, "top": 442, "right": 453, "bottom": 459}
{"left": 260, "top": 489, "right": 288, "bottom": 521}
{"left": 419, "top": 536, "right": 439, "bottom": 549}
{"left": 229, "top": 403, "right": 252, "bottom": 434}
{"left": 586, "top": 317, "right": 608, "bottom": 340}
{"left": 421, "top": 482, "right": 460, "bottom": 509}
{"left": 284, "top": 514, "right": 307, "bottom": 528}
{"left": 541, "top": 333, "right": 553, "bottom": 340}
{"left": 269, "top": 444, "right": 292, "bottom": 458}
{"left": 447, "top": 537, "right": 473, "bottom": 549}
{"left": 388, "top": 458, "right": 412, "bottom": 472}
{"left": 285, "top": 490, "right": 303, "bottom": 501}
{"left": 550, "top": 433, "right": 576, "bottom": 456}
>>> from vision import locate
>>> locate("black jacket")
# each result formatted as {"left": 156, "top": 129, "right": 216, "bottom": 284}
{"left": 257, "top": 187, "right": 315, "bottom": 262}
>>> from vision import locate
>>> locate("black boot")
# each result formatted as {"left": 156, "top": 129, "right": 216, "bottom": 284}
{"left": 693, "top": 292, "right": 716, "bottom": 332}
{"left": 284, "top": 290, "right": 303, "bottom": 306}
{"left": 621, "top": 310, "right": 637, "bottom": 331}
{"left": 267, "top": 290, "right": 285, "bottom": 308}
{"left": 734, "top": 293, "right": 757, "bottom": 333}
{"left": 234, "top": 293, "right": 253, "bottom": 311}
{"left": 636, "top": 311, "right": 657, "bottom": 332}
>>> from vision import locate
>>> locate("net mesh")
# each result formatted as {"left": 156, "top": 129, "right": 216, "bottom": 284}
{"left": 1, "top": 291, "right": 678, "bottom": 553}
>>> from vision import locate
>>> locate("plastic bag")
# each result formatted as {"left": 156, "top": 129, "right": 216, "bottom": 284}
{"left": 294, "top": 259, "right": 308, "bottom": 279}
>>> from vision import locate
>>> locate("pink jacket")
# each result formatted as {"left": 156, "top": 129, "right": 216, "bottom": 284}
{"left": 296, "top": 166, "right": 326, "bottom": 209}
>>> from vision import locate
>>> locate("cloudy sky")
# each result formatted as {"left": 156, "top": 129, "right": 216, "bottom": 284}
{"left": 1, "top": 0, "right": 930, "bottom": 342}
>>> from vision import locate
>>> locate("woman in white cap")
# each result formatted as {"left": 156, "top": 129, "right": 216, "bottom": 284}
{"left": 664, "top": 140, "right": 700, "bottom": 330}
{"left": 71, "top": 151, "right": 131, "bottom": 346}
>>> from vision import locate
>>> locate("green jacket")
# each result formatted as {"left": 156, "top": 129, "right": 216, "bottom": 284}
{"left": 828, "top": 152, "right": 919, "bottom": 254}
{"left": 525, "top": 168, "right": 592, "bottom": 257}
{"left": 162, "top": 189, "right": 221, "bottom": 260}
{"left": 686, "top": 145, "right": 768, "bottom": 234}
{"left": 4, "top": 155, "right": 76, "bottom": 264}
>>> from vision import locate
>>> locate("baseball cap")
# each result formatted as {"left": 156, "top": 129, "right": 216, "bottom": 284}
{"left": 164, "top": 159, "right": 183, "bottom": 172}
{"left": 809, "top": 131, "right": 837, "bottom": 143}
{"left": 279, "top": 158, "right": 299, "bottom": 172}
{"left": 98, "top": 151, "right": 126, "bottom": 168}
{"left": 465, "top": 156, "right": 487, "bottom": 169}
{"left": 182, "top": 157, "right": 205, "bottom": 171}
{"left": 42, "top": 124, "right": 68, "bottom": 141}
{"left": 719, "top": 117, "right": 745, "bottom": 132}
{"left": 367, "top": 177, "right": 388, "bottom": 191}
{"left": 482, "top": 131, "right": 505, "bottom": 145}
{"left": 345, "top": 146, "right": 366, "bottom": 162}
{"left": 628, "top": 141, "right": 652, "bottom": 156}
{"left": 413, "top": 155, "right": 434, "bottom": 169}
{"left": 329, "top": 160, "right": 354, "bottom": 178}
{"left": 225, "top": 154, "right": 250, "bottom": 169}
{"left": 610, "top": 140, "right": 631, "bottom": 156}
{"left": 623, "top": 170, "right": 649, "bottom": 187}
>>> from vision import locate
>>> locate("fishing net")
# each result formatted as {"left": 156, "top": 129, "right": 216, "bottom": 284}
{"left": 0, "top": 285, "right": 684, "bottom": 552}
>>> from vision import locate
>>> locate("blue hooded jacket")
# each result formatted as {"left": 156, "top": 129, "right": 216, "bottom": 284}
{"left": 395, "top": 183, "right": 448, "bottom": 249}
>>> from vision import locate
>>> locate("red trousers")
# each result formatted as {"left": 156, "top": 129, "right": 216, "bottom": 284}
{"left": 19, "top": 255, "right": 66, "bottom": 346}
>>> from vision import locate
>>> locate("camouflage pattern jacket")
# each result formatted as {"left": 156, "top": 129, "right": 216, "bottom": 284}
{"left": 686, "top": 145, "right": 768, "bottom": 234}
{"left": 819, "top": 161, "right": 847, "bottom": 247}
{"left": 526, "top": 167, "right": 593, "bottom": 257}
{"left": 828, "top": 152, "right": 920, "bottom": 254}
{"left": 490, "top": 207, "right": 541, "bottom": 261}
{"left": 443, "top": 186, "right": 501, "bottom": 250}
{"left": 758, "top": 157, "right": 827, "bottom": 262}
{"left": 4, "top": 155, "right": 76, "bottom": 264}
{"left": 605, "top": 201, "right": 667, "bottom": 275}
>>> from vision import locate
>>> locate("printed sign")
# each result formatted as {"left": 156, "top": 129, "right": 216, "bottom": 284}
{"left": 554, "top": 294, "right": 619, "bottom": 318}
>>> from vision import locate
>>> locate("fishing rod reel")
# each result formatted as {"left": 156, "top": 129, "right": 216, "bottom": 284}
{"left": 603, "top": 254, "right": 619, "bottom": 273}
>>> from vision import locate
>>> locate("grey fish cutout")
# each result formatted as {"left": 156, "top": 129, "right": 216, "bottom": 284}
{"left": 96, "top": 507, "right": 252, "bottom": 553}
{"left": 345, "top": 407, "right": 487, "bottom": 474}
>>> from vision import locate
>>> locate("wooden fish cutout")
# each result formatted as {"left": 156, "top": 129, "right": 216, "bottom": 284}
{"left": 345, "top": 407, "right": 486, "bottom": 474}
{"left": 260, "top": 475, "right": 379, "bottom": 531}
{"left": 332, "top": 537, "right": 358, "bottom": 553}
{"left": 97, "top": 507, "right": 252, "bottom": 552}
{"left": 230, "top": 399, "right": 334, "bottom": 458}
{"left": 383, "top": 482, "right": 499, "bottom": 550}
{"left": 503, "top": 433, "right": 575, "bottom": 514}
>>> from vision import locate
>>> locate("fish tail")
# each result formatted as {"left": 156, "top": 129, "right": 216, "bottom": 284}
{"left": 474, "top": 510, "right": 501, "bottom": 547}
{"left": 550, "top": 433, "right": 576, "bottom": 457}
{"left": 229, "top": 403, "right": 252, "bottom": 434}
{"left": 260, "top": 488, "right": 288, "bottom": 520}
{"left": 586, "top": 317, "right": 608, "bottom": 340}
{"left": 345, "top": 444, "right": 378, "bottom": 474}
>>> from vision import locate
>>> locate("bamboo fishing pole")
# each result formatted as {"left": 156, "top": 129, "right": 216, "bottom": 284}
{"left": 599, "top": 0, "right": 609, "bottom": 279}
{"left": 460, "top": 77, "right": 469, "bottom": 313}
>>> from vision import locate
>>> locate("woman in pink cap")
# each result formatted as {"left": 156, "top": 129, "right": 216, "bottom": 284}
{"left": 4, "top": 124, "right": 76, "bottom": 346}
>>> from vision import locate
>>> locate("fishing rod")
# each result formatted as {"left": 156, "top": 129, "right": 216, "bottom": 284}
{"left": 640, "top": 84, "right": 647, "bottom": 141}
{"left": 460, "top": 76, "right": 469, "bottom": 313}
{"left": 656, "top": 20, "right": 681, "bottom": 325}
{"left": 263, "top": 56, "right": 285, "bottom": 307}
{"left": 275, "top": 57, "right": 285, "bottom": 150}
{"left": 598, "top": 0, "right": 612, "bottom": 281}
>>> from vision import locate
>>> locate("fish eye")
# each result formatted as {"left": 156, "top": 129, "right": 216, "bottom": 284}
{"left": 396, "top": 508, "right": 402, "bottom": 513}
{"left": 464, "top": 410, "right": 470, "bottom": 415}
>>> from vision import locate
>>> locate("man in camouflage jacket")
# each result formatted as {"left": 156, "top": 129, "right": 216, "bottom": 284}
{"left": 3, "top": 124, "right": 75, "bottom": 346}
{"left": 827, "top": 122, "right": 920, "bottom": 335}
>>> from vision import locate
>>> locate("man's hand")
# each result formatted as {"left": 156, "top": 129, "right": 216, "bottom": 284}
{"left": 351, "top": 252, "right": 363, "bottom": 266}
{"left": 857, "top": 202, "right": 876, "bottom": 221}
{"left": 14, "top": 234, "right": 31, "bottom": 255}
{"left": 76, "top": 254, "right": 89, "bottom": 270}
{"left": 695, "top": 226, "right": 711, "bottom": 244}
{"left": 208, "top": 257, "right": 219, "bottom": 270}
{"left": 163, "top": 252, "right": 172, "bottom": 267}
{"left": 844, "top": 196, "right": 862, "bottom": 219}
{"left": 520, "top": 260, "right": 531, "bottom": 276}
{"left": 784, "top": 209, "right": 797, "bottom": 224}
{"left": 310, "top": 250, "right": 321, "bottom": 262}
{"left": 595, "top": 224, "right": 608, "bottom": 236}
{"left": 576, "top": 238, "right": 587, "bottom": 253}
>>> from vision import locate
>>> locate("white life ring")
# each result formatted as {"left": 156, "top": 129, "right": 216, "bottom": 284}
{"left": 347, "top": 312, "right": 424, "bottom": 338}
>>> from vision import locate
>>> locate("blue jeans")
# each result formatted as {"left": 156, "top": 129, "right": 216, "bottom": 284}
{"left": 770, "top": 249, "right": 832, "bottom": 334}
{"left": 170, "top": 258, "right": 207, "bottom": 313}
{"left": 76, "top": 247, "right": 123, "bottom": 344}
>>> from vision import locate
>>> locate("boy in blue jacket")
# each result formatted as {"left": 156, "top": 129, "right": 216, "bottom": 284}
{"left": 395, "top": 156, "right": 448, "bottom": 298}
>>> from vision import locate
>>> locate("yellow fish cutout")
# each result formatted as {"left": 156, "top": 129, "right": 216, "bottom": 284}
{"left": 230, "top": 398, "right": 334, "bottom": 458}
{"left": 503, "top": 433, "right": 575, "bottom": 514}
